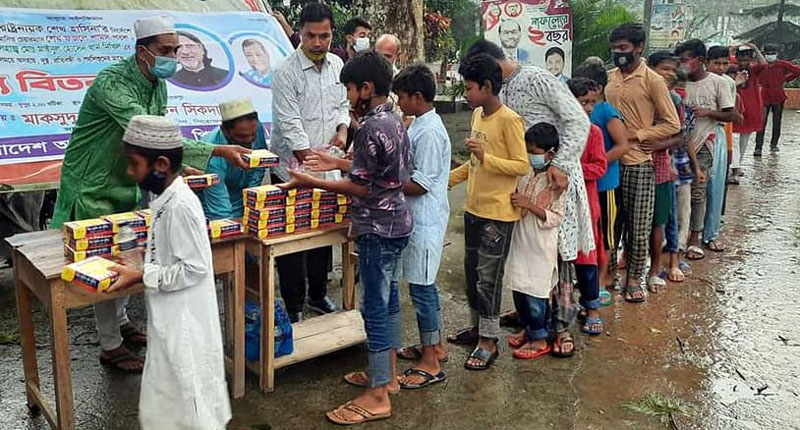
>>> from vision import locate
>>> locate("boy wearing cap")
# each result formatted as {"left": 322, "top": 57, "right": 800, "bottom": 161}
{"left": 202, "top": 98, "right": 269, "bottom": 220}
{"left": 51, "top": 16, "right": 249, "bottom": 372}
{"left": 108, "top": 115, "right": 231, "bottom": 430}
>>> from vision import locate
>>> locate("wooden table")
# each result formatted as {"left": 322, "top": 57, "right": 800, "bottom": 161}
{"left": 245, "top": 225, "right": 366, "bottom": 393}
{"left": 5, "top": 230, "right": 247, "bottom": 430}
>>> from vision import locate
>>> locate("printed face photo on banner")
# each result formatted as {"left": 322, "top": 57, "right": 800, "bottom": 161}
{"left": 170, "top": 28, "right": 233, "bottom": 91}
{"left": 235, "top": 37, "right": 286, "bottom": 89}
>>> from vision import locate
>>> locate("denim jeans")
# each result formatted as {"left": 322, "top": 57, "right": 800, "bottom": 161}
{"left": 513, "top": 291, "right": 548, "bottom": 341}
{"left": 575, "top": 264, "right": 600, "bottom": 310}
{"left": 408, "top": 283, "right": 443, "bottom": 345}
{"left": 664, "top": 181, "right": 679, "bottom": 253}
{"left": 463, "top": 212, "right": 514, "bottom": 339}
{"left": 357, "top": 234, "right": 408, "bottom": 388}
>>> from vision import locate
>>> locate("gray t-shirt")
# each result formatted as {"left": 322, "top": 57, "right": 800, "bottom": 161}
{"left": 685, "top": 73, "right": 734, "bottom": 154}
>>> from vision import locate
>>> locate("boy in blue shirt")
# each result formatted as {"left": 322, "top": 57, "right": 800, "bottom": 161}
{"left": 201, "top": 98, "right": 269, "bottom": 220}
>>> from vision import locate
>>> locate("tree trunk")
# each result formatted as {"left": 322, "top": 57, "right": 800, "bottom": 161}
{"left": 354, "top": 0, "right": 424, "bottom": 64}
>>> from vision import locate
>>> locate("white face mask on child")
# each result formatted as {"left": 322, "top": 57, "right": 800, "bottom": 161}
{"left": 528, "top": 154, "right": 549, "bottom": 170}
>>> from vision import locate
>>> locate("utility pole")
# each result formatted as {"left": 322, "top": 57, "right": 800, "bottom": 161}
{"left": 644, "top": 0, "right": 654, "bottom": 51}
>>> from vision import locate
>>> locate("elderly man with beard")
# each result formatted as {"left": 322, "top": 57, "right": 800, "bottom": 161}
{"left": 173, "top": 31, "right": 229, "bottom": 88}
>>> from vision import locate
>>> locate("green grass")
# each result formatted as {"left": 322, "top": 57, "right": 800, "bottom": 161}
{"left": 0, "top": 331, "right": 20, "bottom": 345}
{"left": 624, "top": 393, "right": 693, "bottom": 424}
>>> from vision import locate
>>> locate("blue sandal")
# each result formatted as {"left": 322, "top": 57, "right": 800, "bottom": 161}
{"left": 581, "top": 317, "right": 604, "bottom": 336}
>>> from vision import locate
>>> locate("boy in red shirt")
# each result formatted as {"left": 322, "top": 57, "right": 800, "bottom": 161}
{"left": 567, "top": 78, "right": 608, "bottom": 335}
{"left": 732, "top": 44, "right": 768, "bottom": 160}
{"left": 754, "top": 43, "right": 800, "bottom": 153}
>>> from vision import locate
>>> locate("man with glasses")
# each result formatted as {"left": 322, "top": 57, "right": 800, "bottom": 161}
{"left": 52, "top": 16, "right": 249, "bottom": 373}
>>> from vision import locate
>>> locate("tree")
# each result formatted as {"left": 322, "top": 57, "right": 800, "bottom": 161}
{"left": 571, "top": 0, "right": 640, "bottom": 64}
{"left": 354, "top": 0, "right": 424, "bottom": 63}
{"left": 734, "top": 0, "right": 800, "bottom": 58}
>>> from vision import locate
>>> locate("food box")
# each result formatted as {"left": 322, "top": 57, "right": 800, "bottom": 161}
{"left": 103, "top": 212, "right": 149, "bottom": 232}
{"left": 248, "top": 223, "right": 296, "bottom": 240}
{"left": 311, "top": 188, "right": 336, "bottom": 201}
{"left": 62, "top": 257, "right": 119, "bottom": 292}
{"left": 246, "top": 215, "right": 288, "bottom": 230}
{"left": 63, "top": 218, "right": 113, "bottom": 240}
{"left": 184, "top": 173, "right": 220, "bottom": 190}
{"left": 319, "top": 213, "right": 346, "bottom": 225}
{"left": 319, "top": 195, "right": 349, "bottom": 206}
{"left": 208, "top": 219, "right": 244, "bottom": 239}
{"left": 64, "top": 245, "right": 120, "bottom": 262}
{"left": 294, "top": 218, "right": 317, "bottom": 232}
{"left": 241, "top": 149, "right": 280, "bottom": 168}
{"left": 135, "top": 209, "right": 152, "bottom": 225}
{"left": 244, "top": 185, "right": 290, "bottom": 202}
{"left": 66, "top": 235, "right": 116, "bottom": 251}
{"left": 243, "top": 206, "right": 287, "bottom": 221}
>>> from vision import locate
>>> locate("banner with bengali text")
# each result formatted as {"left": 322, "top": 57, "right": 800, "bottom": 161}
{"left": 0, "top": 7, "right": 292, "bottom": 187}
{"left": 481, "top": 0, "right": 573, "bottom": 79}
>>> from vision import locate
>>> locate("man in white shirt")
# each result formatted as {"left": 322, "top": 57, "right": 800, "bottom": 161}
{"left": 271, "top": 2, "right": 351, "bottom": 321}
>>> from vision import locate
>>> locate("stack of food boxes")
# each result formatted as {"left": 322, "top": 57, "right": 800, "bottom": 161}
{"left": 243, "top": 185, "right": 351, "bottom": 240}
{"left": 62, "top": 210, "right": 150, "bottom": 263}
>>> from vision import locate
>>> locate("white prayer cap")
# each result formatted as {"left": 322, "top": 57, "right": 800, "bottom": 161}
{"left": 134, "top": 16, "right": 176, "bottom": 40}
{"left": 220, "top": 98, "right": 257, "bottom": 122}
{"left": 123, "top": 115, "right": 183, "bottom": 150}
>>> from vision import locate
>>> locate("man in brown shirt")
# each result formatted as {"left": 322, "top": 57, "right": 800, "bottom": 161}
{"left": 605, "top": 23, "right": 680, "bottom": 303}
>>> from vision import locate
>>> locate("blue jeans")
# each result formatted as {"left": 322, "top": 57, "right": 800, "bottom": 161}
{"left": 575, "top": 264, "right": 600, "bottom": 310}
{"left": 512, "top": 291, "right": 548, "bottom": 341}
{"left": 357, "top": 234, "right": 408, "bottom": 388}
{"left": 664, "top": 181, "right": 679, "bottom": 253}
{"left": 408, "top": 283, "right": 443, "bottom": 345}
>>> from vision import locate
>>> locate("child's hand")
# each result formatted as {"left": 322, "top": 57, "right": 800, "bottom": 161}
{"left": 510, "top": 192, "right": 529, "bottom": 209}
{"left": 105, "top": 264, "right": 143, "bottom": 293}
{"left": 695, "top": 169, "right": 707, "bottom": 184}
{"left": 693, "top": 108, "right": 712, "bottom": 118}
{"left": 465, "top": 139, "right": 485, "bottom": 162}
{"left": 304, "top": 150, "right": 340, "bottom": 172}
{"left": 278, "top": 169, "right": 315, "bottom": 190}
{"left": 639, "top": 140, "right": 655, "bottom": 152}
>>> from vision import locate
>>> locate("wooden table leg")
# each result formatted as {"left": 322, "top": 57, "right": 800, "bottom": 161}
{"left": 342, "top": 241, "right": 356, "bottom": 311}
{"left": 49, "top": 283, "right": 75, "bottom": 430}
{"left": 259, "top": 245, "right": 276, "bottom": 393}
{"left": 13, "top": 251, "right": 40, "bottom": 412}
{"left": 231, "top": 241, "right": 246, "bottom": 398}
{"left": 223, "top": 272, "right": 233, "bottom": 357}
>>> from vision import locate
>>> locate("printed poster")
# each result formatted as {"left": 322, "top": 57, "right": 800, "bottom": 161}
{"left": 0, "top": 8, "right": 292, "bottom": 186}
{"left": 650, "top": 3, "right": 692, "bottom": 50}
{"left": 481, "top": 0, "right": 573, "bottom": 81}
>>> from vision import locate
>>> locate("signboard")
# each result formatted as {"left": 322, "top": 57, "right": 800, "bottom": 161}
{"left": 481, "top": 0, "right": 573, "bottom": 81}
{"left": 0, "top": 7, "right": 291, "bottom": 187}
{"left": 650, "top": 2, "right": 692, "bottom": 50}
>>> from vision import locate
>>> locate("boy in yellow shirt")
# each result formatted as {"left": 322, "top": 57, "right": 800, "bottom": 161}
{"left": 447, "top": 53, "right": 530, "bottom": 370}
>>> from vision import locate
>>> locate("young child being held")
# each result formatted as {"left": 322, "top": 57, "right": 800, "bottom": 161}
{"left": 504, "top": 123, "right": 566, "bottom": 359}
{"left": 108, "top": 115, "right": 231, "bottom": 430}
{"left": 566, "top": 77, "right": 608, "bottom": 336}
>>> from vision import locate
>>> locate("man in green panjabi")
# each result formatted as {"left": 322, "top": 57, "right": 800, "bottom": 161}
{"left": 52, "top": 16, "right": 249, "bottom": 372}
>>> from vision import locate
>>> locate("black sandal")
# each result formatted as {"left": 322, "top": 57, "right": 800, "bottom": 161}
{"left": 396, "top": 345, "right": 449, "bottom": 363}
{"left": 120, "top": 323, "right": 147, "bottom": 347}
{"left": 464, "top": 345, "right": 499, "bottom": 371}
{"left": 447, "top": 327, "right": 478, "bottom": 345}
{"left": 552, "top": 334, "right": 575, "bottom": 358}
{"left": 399, "top": 368, "right": 447, "bottom": 390}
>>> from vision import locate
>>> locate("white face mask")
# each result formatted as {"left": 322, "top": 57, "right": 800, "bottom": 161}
{"left": 765, "top": 54, "right": 778, "bottom": 62}
{"left": 353, "top": 37, "right": 370, "bottom": 52}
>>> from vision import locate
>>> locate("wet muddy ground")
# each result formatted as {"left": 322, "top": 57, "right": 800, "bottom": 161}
{"left": 1, "top": 111, "right": 799, "bottom": 429}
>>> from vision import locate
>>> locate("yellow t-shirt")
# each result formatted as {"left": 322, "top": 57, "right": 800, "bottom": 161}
{"left": 449, "top": 105, "right": 530, "bottom": 222}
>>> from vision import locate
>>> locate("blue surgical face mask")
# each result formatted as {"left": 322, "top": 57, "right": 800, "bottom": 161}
{"left": 144, "top": 47, "right": 178, "bottom": 79}
{"left": 528, "top": 153, "right": 549, "bottom": 170}
{"left": 765, "top": 54, "right": 778, "bottom": 63}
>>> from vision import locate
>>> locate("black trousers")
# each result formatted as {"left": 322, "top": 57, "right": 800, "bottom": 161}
{"left": 755, "top": 103, "right": 785, "bottom": 149}
{"left": 276, "top": 246, "right": 332, "bottom": 314}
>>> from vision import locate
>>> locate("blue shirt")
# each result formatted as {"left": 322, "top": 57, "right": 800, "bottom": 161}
{"left": 242, "top": 69, "right": 273, "bottom": 87}
{"left": 201, "top": 123, "right": 269, "bottom": 220}
{"left": 592, "top": 101, "right": 623, "bottom": 192}
{"left": 401, "top": 109, "right": 451, "bottom": 285}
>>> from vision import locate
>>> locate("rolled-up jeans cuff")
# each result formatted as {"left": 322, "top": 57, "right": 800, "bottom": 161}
{"left": 478, "top": 316, "right": 500, "bottom": 339}
{"left": 367, "top": 348, "right": 393, "bottom": 387}
{"left": 580, "top": 297, "right": 600, "bottom": 310}
{"left": 420, "top": 329, "right": 440, "bottom": 346}
{"left": 525, "top": 327, "right": 548, "bottom": 341}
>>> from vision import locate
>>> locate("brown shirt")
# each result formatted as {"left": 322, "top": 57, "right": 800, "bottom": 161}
{"left": 606, "top": 61, "right": 681, "bottom": 166}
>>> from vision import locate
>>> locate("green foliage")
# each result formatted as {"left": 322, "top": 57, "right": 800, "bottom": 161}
{"left": 624, "top": 393, "right": 693, "bottom": 424}
{"left": 571, "top": 0, "right": 640, "bottom": 65}
{"left": 268, "top": 0, "right": 354, "bottom": 47}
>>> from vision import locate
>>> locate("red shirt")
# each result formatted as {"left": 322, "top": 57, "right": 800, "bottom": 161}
{"left": 759, "top": 60, "right": 800, "bottom": 105}
{"left": 575, "top": 125, "right": 608, "bottom": 266}
{"left": 734, "top": 64, "right": 765, "bottom": 134}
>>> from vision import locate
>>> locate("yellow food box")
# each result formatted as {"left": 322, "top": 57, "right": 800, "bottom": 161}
{"left": 64, "top": 245, "right": 120, "bottom": 263}
{"left": 103, "top": 212, "right": 149, "bottom": 232}
{"left": 184, "top": 173, "right": 220, "bottom": 189}
{"left": 312, "top": 188, "right": 337, "bottom": 201}
{"left": 63, "top": 218, "right": 113, "bottom": 240}
{"left": 241, "top": 149, "right": 280, "bottom": 168}
{"left": 208, "top": 219, "right": 244, "bottom": 239}
{"left": 244, "top": 206, "right": 287, "bottom": 220}
{"left": 248, "top": 223, "right": 296, "bottom": 239}
{"left": 61, "top": 256, "right": 119, "bottom": 292}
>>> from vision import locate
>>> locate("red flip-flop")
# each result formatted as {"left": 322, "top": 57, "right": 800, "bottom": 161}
{"left": 507, "top": 335, "right": 525, "bottom": 349}
{"left": 512, "top": 344, "right": 552, "bottom": 360}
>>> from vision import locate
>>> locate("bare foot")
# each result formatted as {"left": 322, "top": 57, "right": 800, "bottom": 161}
{"left": 327, "top": 387, "right": 391, "bottom": 424}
